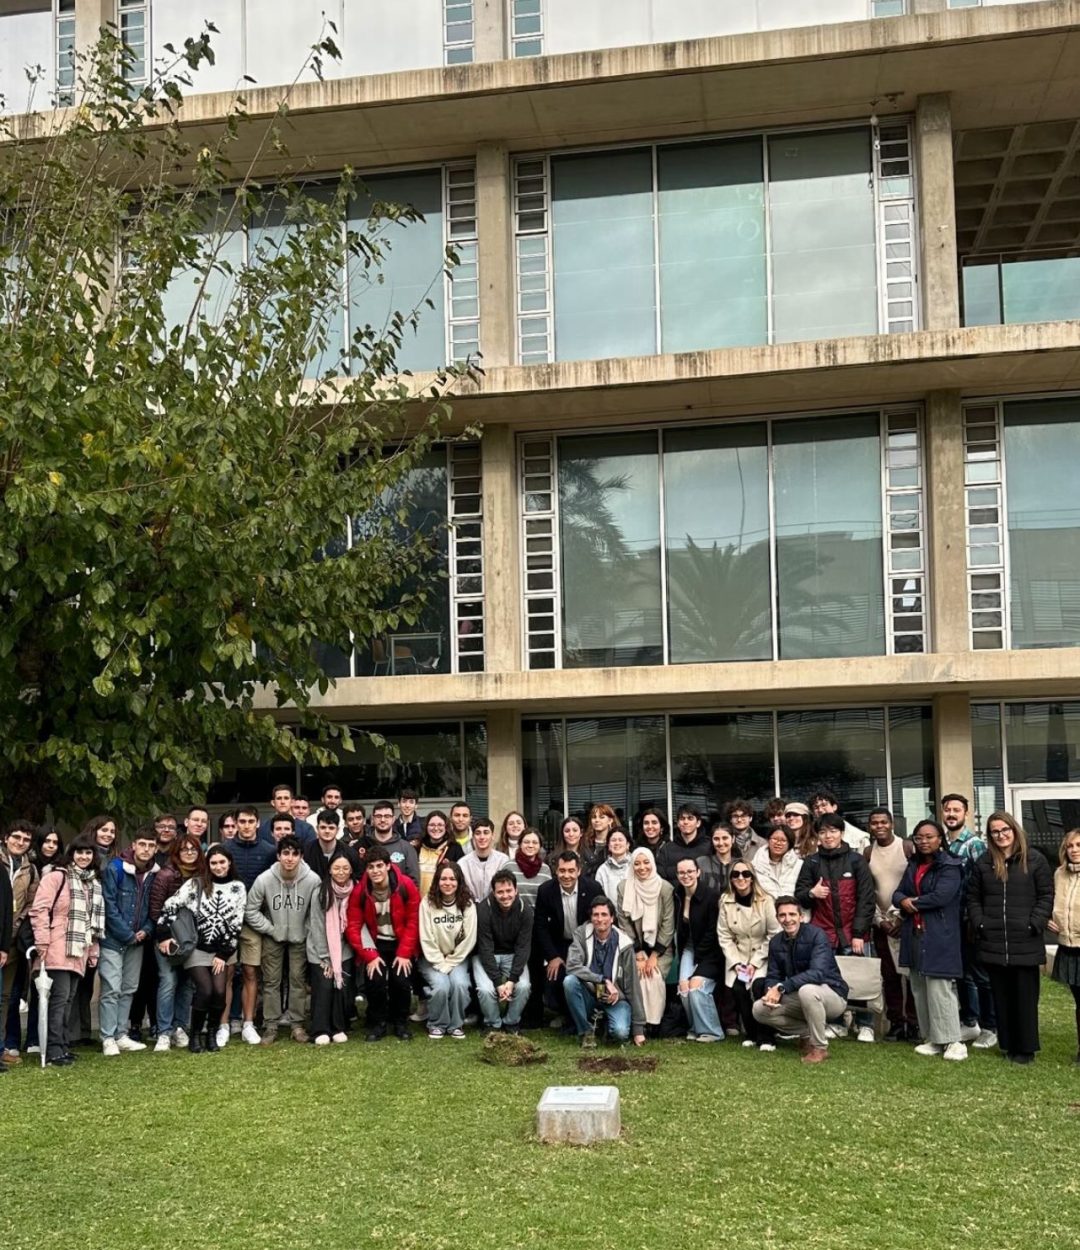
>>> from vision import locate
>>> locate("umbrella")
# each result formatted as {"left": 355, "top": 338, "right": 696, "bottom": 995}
{"left": 26, "top": 948, "right": 52, "bottom": 1069}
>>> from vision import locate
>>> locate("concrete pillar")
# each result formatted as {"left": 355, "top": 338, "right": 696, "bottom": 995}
{"left": 474, "top": 0, "right": 509, "bottom": 63}
{"left": 925, "top": 390, "right": 968, "bottom": 655}
{"left": 76, "top": 0, "right": 115, "bottom": 58}
{"left": 482, "top": 424, "right": 523, "bottom": 673}
{"left": 915, "top": 93, "right": 960, "bottom": 331}
{"left": 486, "top": 708, "right": 523, "bottom": 818}
{"left": 933, "top": 692, "right": 974, "bottom": 812}
{"left": 476, "top": 142, "right": 515, "bottom": 369}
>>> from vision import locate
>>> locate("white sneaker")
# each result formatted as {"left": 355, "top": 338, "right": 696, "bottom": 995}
{"left": 116, "top": 1035, "right": 146, "bottom": 1052}
{"left": 173, "top": 1027, "right": 189, "bottom": 1048}
{"left": 230, "top": 1020, "right": 243, "bottom": 1036}
{"left": 215, "top": 1025, "right": 229, "bottom": 1049}
{"left": 741, "top": 1039, "right": 756, "bottom": 1049}
{"left": 758, "top": 1043, "right": 776, "bottom": 1052}
{"left": 314, "top": 1034, "right": 331, "bottom": 1046}
{"left": 914, "top": 1042, "right": 943, "bottom": 1056}
{"left": 973, "top": 1029, "right": 998, "bottom": 1050}
{"left": 824, "top": 1023, "right": 846, "bottom": 1040}
{"left": 856, "top": 1026, "right": 876, "bottom": 1044}
{"left": 102, "top": 1038, "right": 121, "bottom": 1057}
{"left": 943, "top": 1042, "right": 968, "bottom": 1061}
{"left": 26, "top": 1045, "right": 40, "bottom": 1055}
{"left": 154, "top": 1034, "right": 171, "bottom": 1053}
{"left": 241, "top": 1022, "right": 261, "bottom": 1046}
{"left": 409, "top": 1002, "right": 429, "bottom": 1023}
{"left": 332, "top": 1032, "right": 348, "bottom": 1044}
{"left": 958, "top": 1023, "right": 981, "bottom": 1043}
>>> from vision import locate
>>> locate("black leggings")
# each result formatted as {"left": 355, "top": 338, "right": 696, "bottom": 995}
{"left": 1071, "top": 984, "right": 1080, "bottom": 1049}
{"left": 188, "top": 965, "right": 228, "bottom": 1015}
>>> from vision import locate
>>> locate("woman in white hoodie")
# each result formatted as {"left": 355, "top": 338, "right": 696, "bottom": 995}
{"left": 418, "top": 862, "right": 477, "bottom": 1040}
{"left": 751, "top": 826, "right": 802, "bottom": 902}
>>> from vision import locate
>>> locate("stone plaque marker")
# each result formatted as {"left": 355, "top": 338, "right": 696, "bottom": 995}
{"left": 537, "top": 1085, "right": 620, "bottom": 1144}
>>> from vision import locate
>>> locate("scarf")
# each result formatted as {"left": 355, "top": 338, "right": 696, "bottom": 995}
{"left": 65, "top": 866, "right": 105, "bottom": 960}
{"left": 515, "top": 848, "right": 544, "bottom": 879}
{"left": 1067, "top": 861, "right": 1080, "bottom": 874}
{"left": 324, "top": 882, "right": 353, "bottom": 989}
{"left": 621, "top": 848, "right": 663, "bottom": 944}
{"left": 422, "top": 832, "right": 451, "bottom": 854}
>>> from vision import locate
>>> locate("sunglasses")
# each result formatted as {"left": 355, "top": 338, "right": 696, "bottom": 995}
{"left": 730, "top": 870, "right": 753, "bottom": 880}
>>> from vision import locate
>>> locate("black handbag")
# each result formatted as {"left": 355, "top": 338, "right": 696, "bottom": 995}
{"left": 160, "top": 906, "right": 198, "bottom": 966}
{"left": 13, "top": 915, "right": 35, "bottom": 957}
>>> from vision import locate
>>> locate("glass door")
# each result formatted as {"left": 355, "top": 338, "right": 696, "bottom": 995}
{"left": 1010, "top": 785, "right": 1080, "bottom": 861}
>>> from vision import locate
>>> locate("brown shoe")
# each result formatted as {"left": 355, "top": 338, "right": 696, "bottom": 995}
{"left": 3, "top": 1049, "right": 22, "bottom": 1066}
{"left": 259, "top": 1026, "right": 277, "bottom": 1046}
{"left": 801, "top": 1046, "right": 829, "bottom": 1064}
{"left": 290, "top": 1026, "right": 310, "bottom": 1044}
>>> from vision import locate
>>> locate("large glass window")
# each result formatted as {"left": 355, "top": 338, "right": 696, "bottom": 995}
{"left": 887, "top": 705, "right": 935, "bottom": 834}
{"left": 526, "top": 123, "right": 900, "bottom": 364}
{"left": 1002, "top": 399, "right": 1080, "bottom": 649}
{"left": 663, "top": 424, "right": 771, "bottom": 664}
{"left": 551, "top": 150, "right": 656, "bottom": 363}
{"left": 963, "top": 257, "right": 1080, "bottom": 328}
{"left": 1005, "top": 702, "right": 1080, "bottom": 786}
{"left": 670, "top": 713, "right": 775, "bottom": 817}
{"left": 777, "top": 708, "right": 888, "bottom": 823}
{"left": 546, "top": 409, "right": 900, "bottom": 670}
{"left": 773, "top": 413, "right": 885, "bottom": 659}
{"left": 971, "top": 702, "right": 1005, "bottom": 821}
{"left": 558, "top": 431, "right": 662, "bottom": 668}
{"left": 767, "top": 128, "right": 878, "bottom": 343}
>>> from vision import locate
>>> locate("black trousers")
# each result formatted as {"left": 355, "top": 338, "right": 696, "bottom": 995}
{"left": 733, "top": 977, "right": 774, "bottom": 1045}
{"left": 987, "top": 963, "right": 1041, "bottom": 1056}
{"left": 129, "top": 941, "right": 159, "bottom": 1033}
{"left": 365, "top": 939, "right": 411, "bottom": 1029}
{"left": 46, "top": 970, "right": 79, "bottom": 1061}
{"left": 310, "top": 963, "right": 350, "bottom": 1037}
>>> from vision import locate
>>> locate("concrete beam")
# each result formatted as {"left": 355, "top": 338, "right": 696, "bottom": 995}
{"left": 476, "top": 142, "right": 514, "bottom": 369}
{"left": 933, "top": 691, "right": 974, "bottom": 809}
{"left": 474, "top": 0, "right": 508, "bottom": 64}
{"left": 486, "top": 708, "right": 522, "bottom": 816}
{"left": 926, "top": 390, "right": 968, "bottom": 655}
{"left": 481, "top": 425, "right": 523, "bottom": 673}
{"left": 271, "top": 645, "right": 1080, "bottom": 720}
{"left": 916, "top": 93, "right": 960, "bottom": 331}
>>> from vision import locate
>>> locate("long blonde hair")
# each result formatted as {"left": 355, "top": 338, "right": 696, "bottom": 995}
{"left": 1059, "top": 827, "right": 1080, "bottom": 867}
{"left": 722, "top": 860, "right": 768, "bottom": 906}
{"left": 985, "top": 810, "right": 1029, "bottom": 881}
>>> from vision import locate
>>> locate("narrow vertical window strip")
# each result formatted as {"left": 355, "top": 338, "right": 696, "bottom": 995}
{"left": 873, "top": 120, "right": 919, "bottom": 333}
{"left": 962, "top": 402, "right": 1007, "bottom": 650}
{"left": 448, "top": 442, "right": 485, "bottom": 673}
{"left": 119, "top": 0, "right": 150, "bottom": 95}
{"left": 882, "top": 407, "right": 927, "bottom": 654}
{"left": 444, "top": 164, "right": 480, "bottom": 365}
{"left": 519, "top": 436, "right": 560, "bottom": 669}
{"left": 513, "top": 156, "right": 552, "bottom": 364}
{"left": 443, "top": 0, "right": 475, "bottom": 66}
{"left": 55, "top": 0, "right": 76, "bottom": 107}
{"left": 510, "top": 0, "right": 543, "bottom": 58}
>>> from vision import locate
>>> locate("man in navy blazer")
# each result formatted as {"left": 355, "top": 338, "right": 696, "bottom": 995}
{"left": 533, "top": 851, "right": 602, "bottom": 1023}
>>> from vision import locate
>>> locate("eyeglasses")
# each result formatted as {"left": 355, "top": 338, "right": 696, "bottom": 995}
{"left": 988, "top": 828, "right": 1013, "bottom": 839}
{"left": 729, "top": 870, "right": 753, "bottom": 880}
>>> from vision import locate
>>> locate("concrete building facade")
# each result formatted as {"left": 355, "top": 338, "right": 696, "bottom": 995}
{"left": 4, "top": 0, "right": 1080, "bottom": 848}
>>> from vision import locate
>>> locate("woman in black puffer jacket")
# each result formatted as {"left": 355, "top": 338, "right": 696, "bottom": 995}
{"left": 967, "top": 811, "right": 1054, "bottom": 1064}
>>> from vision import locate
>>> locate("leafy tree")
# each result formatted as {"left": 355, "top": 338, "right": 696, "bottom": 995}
{"left": 0, "top": 27, "right": 471, "bottom": 824}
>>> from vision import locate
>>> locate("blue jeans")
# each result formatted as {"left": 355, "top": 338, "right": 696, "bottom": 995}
{"left": 678, "top": 948, "right": 724, "bottom": 1040}
{"left": 98, "top": 944, "right": 143, "bottom": 1041}
{"left": 564, "top": 973, "right": 632, "bottom": 1041}
{"left": 960, "top": 939, "right": 997, "bottom": 1029}
{"left": 420, "top": 960, "right": 472, "bottom": 1030}
{"left": 154, "top": 948, "right": 193, "bottom": 1034}
{"left": 4, "top": 955, "right": 40, "bottom": 1051}
{"left": 472, "top": 954, "right": 531, "bottom": 1027}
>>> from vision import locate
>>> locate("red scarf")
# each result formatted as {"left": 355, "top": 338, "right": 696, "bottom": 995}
{"left": 515, "top": 848, "right": 543, "bottom": 879}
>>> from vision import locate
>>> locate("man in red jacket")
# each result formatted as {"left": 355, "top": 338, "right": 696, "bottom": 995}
{"left": 346, "top": 848, "right": 419, "bottom": 1042}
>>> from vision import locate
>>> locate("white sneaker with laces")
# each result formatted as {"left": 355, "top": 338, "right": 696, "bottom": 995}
{"left": 856, "top": 1026, "right": 876, "bottom": 1043}
{"left": 973, "top": 1029, "right": 998, "bottom": 1050}
{"left": 241, "top": 1022, "right": 261, "bottom": 1046}
{"left": 914, "top": 1042, "right": 943, "bottom": 1056}
{"left": 958, "top": 1023, "right": 981, "bottom": 1043}
{"left": 102, "top": 1038, "right": 121, "bottom": 1057}
{"left": 116, "top": 1035, "right": 146, "bottom": 1052}
{"left": 943, "top": 1042, "right": 968, "bottom": 1061}
{"left": 173, "top": 1027, "right": 189, "bottom": 1048}
{"left": 26, "top": 1045, "right": 41, "bottom": 1055}
{"left": 154, "top": 1034, "right": 171, "bottom": 1053}
{"left": 824, "top": 1023, "right": 845, "bottom": 1040}
{"left": 448, "top": 1027, "right": 466, "bottom": 1040}
{"left": 215, "top": 1025, "right": 229, "bottom": 1049}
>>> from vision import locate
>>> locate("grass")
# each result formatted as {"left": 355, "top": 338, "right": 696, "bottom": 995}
{"left": 3, "top": 982, "right": 1079, "bottom": 1250}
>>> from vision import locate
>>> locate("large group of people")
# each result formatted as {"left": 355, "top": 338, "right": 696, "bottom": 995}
{"left": 1, "top": 783, "right": 1077, "bottom": 1070}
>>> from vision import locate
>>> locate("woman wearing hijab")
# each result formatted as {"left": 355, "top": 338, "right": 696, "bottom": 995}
{"left": 28, "top": 834, "right": 105, "bottom": 1067}
{"left": 306, "top": 849, "right": 356, "bottom": 1045}
{"left": 595, "top": 829, "right": 632, "bottom": 901}
{"left": 510, "top": 829, "right": 552, "bottom": 908}
{"left": 417, "top": 810, "right": 464, "bottom": 898}
{"left": 616, "top": 847, "right": 675, "bottom": 1033}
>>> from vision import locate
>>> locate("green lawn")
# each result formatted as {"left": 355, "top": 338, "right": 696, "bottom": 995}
{"left": 4, "top": 982, "right": 1079, "bottom": 1250}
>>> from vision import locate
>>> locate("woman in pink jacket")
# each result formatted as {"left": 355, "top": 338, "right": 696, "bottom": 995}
{"left": 29, "top": 835, "right": 105, "bottom": 1068}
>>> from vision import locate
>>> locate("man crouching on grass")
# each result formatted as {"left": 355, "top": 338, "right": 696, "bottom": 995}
{"left": 753, "top": 895, "right": 849, "bottom": 1064}
{"left": 564, "top": 896, "right": 645, "bottom": 1049}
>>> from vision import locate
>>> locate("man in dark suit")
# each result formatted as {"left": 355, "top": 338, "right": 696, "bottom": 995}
{"left": 533, "top": 851, "right": 602, "bottom": 1027}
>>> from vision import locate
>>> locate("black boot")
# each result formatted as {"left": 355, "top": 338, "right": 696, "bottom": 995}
{"left": 189, "top": 1010, "right": 206, "bottom": 1053}
{"left": 206, "top": 1014, "right": 221, "bottom": 1053}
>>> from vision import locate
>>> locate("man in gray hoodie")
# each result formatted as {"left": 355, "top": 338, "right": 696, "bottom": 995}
{"left": 245, "top": 835, "right": 320, "bottom": 1044}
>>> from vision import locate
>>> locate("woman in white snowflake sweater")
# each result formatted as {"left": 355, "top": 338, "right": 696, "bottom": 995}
{"left": 160, "top": 843, "right": 246, "bottom": 1053}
